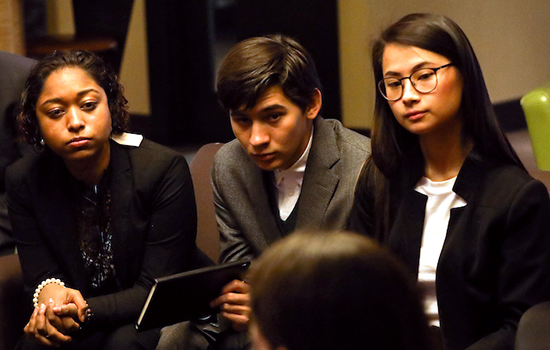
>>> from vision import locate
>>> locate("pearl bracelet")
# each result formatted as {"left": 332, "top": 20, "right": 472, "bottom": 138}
{"left": 33, "top": 278, "right": 65, "bottom": 307}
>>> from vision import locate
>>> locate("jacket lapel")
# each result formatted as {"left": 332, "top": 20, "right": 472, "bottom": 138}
{"left": 37, "top": 156, "right": 88, "bottom": 289}
{"left": 246, "top": 159, "right": 282, "bottom": 248}
{"left": 296, "top": 117, "right": 340, "bottom": 229}
{"left": 108, "top": 142, "right": 132, "bottom": 282}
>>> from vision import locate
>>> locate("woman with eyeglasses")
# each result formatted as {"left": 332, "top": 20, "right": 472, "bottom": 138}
{"left": 350, "top": 13, "right": 550, "bottom": 350}
{"left": 7, "top": 50, "right": 197, "bottom": 349}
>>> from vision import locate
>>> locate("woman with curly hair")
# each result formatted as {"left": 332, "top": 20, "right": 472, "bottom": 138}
{"left": 8, "top": 50, "right": 197, "bottom": 349}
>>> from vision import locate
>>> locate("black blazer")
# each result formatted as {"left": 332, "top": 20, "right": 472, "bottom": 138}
{"left": 351, "top": 150, "right": 550, "bottom": 350}
{"left": 6, "top": 138, "right": 197, "bottom": 330}
{"left": 0, "top": 51, "right": 35, "bottom": 189}
{"left": 0, "top": 51, "right": 36, "bottom": 255}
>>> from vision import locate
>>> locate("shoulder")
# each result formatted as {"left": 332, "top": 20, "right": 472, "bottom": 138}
{"left": 315, "top": 117, "right": 371, "bottom": 156}
{"left": 214, "top": 139, "right": 245, "bottom": 160}
{"left": 211, "top": 140, "right": 262, "bottom": 194}
{"left": 5, "top": 152, "right": 65, "bottom": 198}
{"left": 462, "top": 159, "right": 548, "bottom": 207}
{"left": 115, "top": 136, "right": 186, "bottom": 163}
{"left": 6, "top": 151, "right": 52, "bottom": 182}
{"left": 478, "top": 160, "right": 539, "bottom": 190}
{"left": 486, "top": 163, "right": 546, "bottom": 196}
{"left": 112, "top": 136, "right": 191, "bottom": 182}
{"left": 213, "top": 139, "right": 252, "bottom": 171}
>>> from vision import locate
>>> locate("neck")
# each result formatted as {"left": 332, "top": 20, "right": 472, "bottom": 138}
{"left": 65, "top": 144, "right": 111, "bottom": 186}
{"left": 419, "top": 122, "right": 472, "bottom": 182}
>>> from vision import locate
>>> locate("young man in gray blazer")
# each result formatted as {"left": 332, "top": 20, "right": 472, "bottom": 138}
{"left": 209, "top": 34, "right": 371, "bottom": 348}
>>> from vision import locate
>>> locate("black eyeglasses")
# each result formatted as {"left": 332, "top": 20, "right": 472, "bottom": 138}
{"left": 378, "top": 63, "right": 453, "bottom": 101}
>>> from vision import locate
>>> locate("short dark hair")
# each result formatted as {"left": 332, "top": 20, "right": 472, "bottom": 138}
{"left": 216, "top": 34, "right": 322, "bottom": 112}
{"left": 18, "top": 50, "right": 129, "bottom": 146}
{"left": 249, "top": 230, "right": 433, "bottom": 350}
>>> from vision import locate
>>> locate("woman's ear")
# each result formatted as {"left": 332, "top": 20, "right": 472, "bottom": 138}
{"left": 306, "top": 88, "right": 322, "bottom": 120}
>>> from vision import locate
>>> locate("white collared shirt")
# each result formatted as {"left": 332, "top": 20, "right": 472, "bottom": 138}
{"left": 273, "top": 129, "right": 313, "bottom": 220}
{"left": 111, "top": 132, "right": 143, "bottom": 147}
{"left": 415, "top": 176, "right": 467, "bottom": 326}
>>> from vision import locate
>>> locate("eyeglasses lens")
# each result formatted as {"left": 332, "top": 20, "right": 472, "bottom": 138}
{"left": 379, "top": 68, "right": 439, "bottom": 101}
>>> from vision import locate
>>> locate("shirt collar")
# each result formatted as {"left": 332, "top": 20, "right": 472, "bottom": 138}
{"left": 274, "top": 127, "right": 314, "bottom": 186}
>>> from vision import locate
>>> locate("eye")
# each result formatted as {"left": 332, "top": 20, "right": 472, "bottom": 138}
{"left": 385, "top": 79, "right": 401, "bottom": 89}
{"left": 81, "top": 101, "right": 98, "bottom": 111}
{"left": 266, "top": 113, "right": 282, "bottom": 122}
{"left": 46, "top": 108, "right": 65, "bottom": 118}
{"left": 231, "top": 116, "right": 251, "bottom": 127}
{"left": 414, "top": 70, "right": 435, "bottom": 81}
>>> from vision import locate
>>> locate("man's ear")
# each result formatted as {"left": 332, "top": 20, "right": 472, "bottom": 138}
{"left": 305, "top": 88, "right": 322, "bottom": 120}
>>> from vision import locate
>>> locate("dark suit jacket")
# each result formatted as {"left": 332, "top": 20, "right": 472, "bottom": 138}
{"left": 351, "top": 150, "right": 550, "bottom": 350}
{"left": 6, "top": 138, "right": 197, "bottom": 330}
{"left": 0, "top": 51, "right": 36, "bottom": 255}
{"left": 212, "top": 117, "right": 371, "bottom": 263}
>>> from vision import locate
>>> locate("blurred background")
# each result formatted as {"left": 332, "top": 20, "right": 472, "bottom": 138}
{"left": 1, "top": 0, "right": 549, "bottom": 147}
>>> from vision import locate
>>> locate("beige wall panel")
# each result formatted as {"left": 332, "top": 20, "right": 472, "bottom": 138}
{"left": 46, "top": 0, "right": 75, "bottom": 36}
{"left": 0, "top": 0, "right": 25, "bottom": 54}
{"left": 119, "top": 0, "right": 150, "bottom": 115}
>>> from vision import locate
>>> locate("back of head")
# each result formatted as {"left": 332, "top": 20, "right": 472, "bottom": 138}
{"left": 371, "top": 13, "right": 521, "bottom": 176}
{"left": 249, "top": 230, "right": 433, "bottom": 350}
{"left": 216, "top": 34, "right": 321, "bottom": 112}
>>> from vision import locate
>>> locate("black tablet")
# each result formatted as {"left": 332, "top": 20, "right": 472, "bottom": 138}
{"left": 135, "top": 259, "right": 251, "bottom": 331}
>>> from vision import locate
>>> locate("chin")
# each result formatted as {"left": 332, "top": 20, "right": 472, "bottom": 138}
{"left": 256, "top": 164, "right": 277, "bottom": 172}
{"left": 62, "top": 150, "right": 98, "bottom": 163}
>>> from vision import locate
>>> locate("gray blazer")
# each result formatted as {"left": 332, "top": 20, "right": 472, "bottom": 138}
{"left": 212, "top": 117, "right": 371, "bottom": 263}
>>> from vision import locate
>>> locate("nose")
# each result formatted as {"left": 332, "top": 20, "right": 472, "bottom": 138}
{"left": 67, "top": 107, "right": 85, "bottom": 131}
{"left": 401, "top": 79, "right": 419, "bottom": 103}
{"left": 249, "top": 122, "right": 269, "bottom": 148}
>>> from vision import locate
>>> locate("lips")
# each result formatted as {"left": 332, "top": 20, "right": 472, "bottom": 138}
{"left": 405, "top": 110, "right": 427, "bottom": 120}
{"left": 67, "top": 137, "right": 91, "bottom": 147}
{"left": 251, "top": 152, "right": 275, "bottom": 161}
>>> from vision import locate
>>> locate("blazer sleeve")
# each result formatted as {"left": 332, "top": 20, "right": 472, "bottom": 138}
{"left": 211, "top": 156, "right": 255, "bottom": 264}
{"left": 348, "top": 158, "right": 376, "bottom": 237}
{"left": 86, "top": 152, "right": 197, "bottom": 329}
{"left": 6, "top": 166, "right": 68, "bottom": 299}
{"left": 467, "top": 179, "right": 550, "bottom": 350}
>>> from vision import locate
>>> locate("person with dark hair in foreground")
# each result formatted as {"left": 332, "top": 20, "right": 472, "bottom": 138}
{"left": 350, "top": 13, "right": 550, "bottom": 349}
{"left": 248, "top": 230, "right": 434, "bottom": 350}
{"left": 7, "top": 50, "right": 197, "bottom": 349}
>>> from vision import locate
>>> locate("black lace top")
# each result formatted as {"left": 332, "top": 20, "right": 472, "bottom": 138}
{"left": 72, "top": 167, "right": 117, "bottom": 295}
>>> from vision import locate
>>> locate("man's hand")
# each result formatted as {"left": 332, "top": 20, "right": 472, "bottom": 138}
{"left": 210, "top": 279, "right": 251, "bottom": 332}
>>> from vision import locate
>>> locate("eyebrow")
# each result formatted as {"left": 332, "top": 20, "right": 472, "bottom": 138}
{"left": 230, "top": 104, "right": 287, "bottom": 117}
{"left": 39, "top": 88, "right": 100, "bottom": 106}
{"left": 260, "top": 104, "right": 287, "bottom": 113}
{"left": 384, "top": 62, "right": 435, "bottom": 77}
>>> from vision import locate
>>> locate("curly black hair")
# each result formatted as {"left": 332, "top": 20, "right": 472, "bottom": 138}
{"left": 18, "top": 50, "right": 129, "bottom": 146}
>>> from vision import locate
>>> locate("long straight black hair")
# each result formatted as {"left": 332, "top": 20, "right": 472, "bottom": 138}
{"left": 371, "top": 13, "right": 523, "bottom": 177}
{"left": 366, "top": 13, "right": 524, "bottom": 240}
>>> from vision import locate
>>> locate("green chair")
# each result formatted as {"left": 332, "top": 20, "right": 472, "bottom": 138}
{"left": 521, "top": 84, "right": 550, "bottom": 171}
